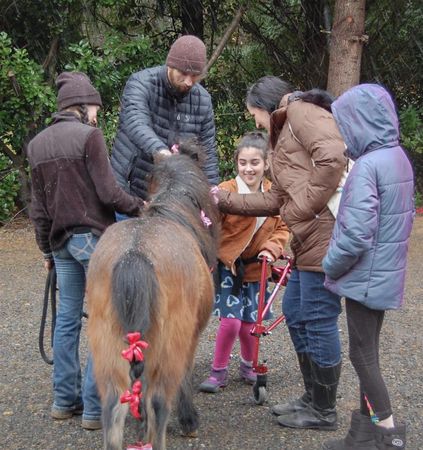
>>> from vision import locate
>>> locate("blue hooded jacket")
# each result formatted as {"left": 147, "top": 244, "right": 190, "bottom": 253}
{"left": 322, "top": 84, "right": 414, "bottom": 310}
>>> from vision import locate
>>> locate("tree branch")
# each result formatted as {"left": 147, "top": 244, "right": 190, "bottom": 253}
{"left": 42, "top": 36, "right": 60, "bottom": 82}
{"left": 205, "top": 4, "right": 248, "bottom": 73}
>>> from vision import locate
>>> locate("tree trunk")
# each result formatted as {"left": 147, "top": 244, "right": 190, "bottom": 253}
{"left": 327, "top": 0, "right": 367, "bottom": 97}
{"left": 180, "top": 0, "right": 204, "bottom": 39}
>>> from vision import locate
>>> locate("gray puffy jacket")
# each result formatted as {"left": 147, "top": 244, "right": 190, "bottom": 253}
{"left": 111, "top": 65, "right": 219, "bottom": 199}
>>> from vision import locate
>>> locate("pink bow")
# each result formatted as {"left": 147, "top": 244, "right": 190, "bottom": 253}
{"left": 170, "top": 144, "right": 179, "bottom": 154}
{"left": 121, "top": 332, "right": 149, "bottom": 362}
{"left": 120, "top": 380, "right": 143, "bottom": 419}
{"left": 209, "top": 185, "right": 219, "bottom": 205}
{"left": 200, "top": 210, "right": 212, "bottom": 228}
{"left": 127, "top": 442, "right": 153, "bottom": 450}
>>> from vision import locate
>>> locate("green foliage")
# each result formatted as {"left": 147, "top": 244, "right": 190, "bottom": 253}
{"left": 214, "top": 100, "right": 255, "bottom": 180}
{"left": 0, "top": 32, "right": 55, "bottom": 149}
{"left": 66, "top": 34, "right": 162, "bottom": 96}
{"left": 399, "top": 106, "right": 423, "bottom": 154}
{"left": 399, "top": 105, "right": 423, "bottom": 199}
{"left": 1, "top": 0, "right": 423, "bottom": 222}
{"left": 0, "top": 154, "right": 19, "bottom": 224}
{"left": 0, "top": 32, "right": 56, "bottom": 220}
{"left": 65, "top": 33, "right": 164, "bottom": 148}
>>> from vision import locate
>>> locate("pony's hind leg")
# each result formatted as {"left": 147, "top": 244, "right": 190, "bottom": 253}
{"left": 102, "top": 385, "right": 128, "bottom": 450}
{"left": 176, "top": 374, "right": 199, "bottom": 437}
{"left": 145, "top": 394, "right": 170, "bottom": 450}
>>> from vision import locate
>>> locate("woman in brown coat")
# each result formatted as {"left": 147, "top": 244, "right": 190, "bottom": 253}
{"left": 217, "top": 76, "right": 347, "bottom": 430}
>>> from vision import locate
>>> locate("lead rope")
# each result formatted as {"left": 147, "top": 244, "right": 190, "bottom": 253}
{"left": 39, "top": 267, "right": 57, "bottom": 365}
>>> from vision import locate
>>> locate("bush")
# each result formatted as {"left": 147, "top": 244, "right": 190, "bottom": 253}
{"left": 0, "top": 32, "right": 55, "bottom": 221}
{"left": 399, "top": 105, "right": 423, "bottom": 195}
{"left": 214, "top": 100, "right": 254, "bottom": 180}
{"left": 0, "top": 154, "right": 20, "bottom": 224}
{"left": 65, "top": 34, "right": 164, "bottom": 149}
{"left": 400, "top": 106, "right": 423, "bottom": 154}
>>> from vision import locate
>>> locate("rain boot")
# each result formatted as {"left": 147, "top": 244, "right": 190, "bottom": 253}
{"left": 198, "top": 368, "right": 228, "bottom": 393}
{"left": 272, "top": 352, "right": 312, "bottom": 415}
{"left": 375, "top": 423, "right": 406, "bottom": 449}
{"left": 322, "top": 410, "right": 379, "bottom": 449}
{"left": 277, "top": 360, "right": 341, "bottom": 430}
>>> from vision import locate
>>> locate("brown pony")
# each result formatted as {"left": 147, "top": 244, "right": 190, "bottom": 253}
{"left": 86, "top": 141, "right": 219, "bottom": 450}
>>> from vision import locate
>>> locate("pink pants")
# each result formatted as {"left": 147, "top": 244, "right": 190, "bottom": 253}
{"left": 212, "top": 318, "right": 256, "bottom": 369}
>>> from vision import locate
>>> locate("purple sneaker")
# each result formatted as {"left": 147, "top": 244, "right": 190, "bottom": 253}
{"left": 199, "top": 368, "right": 228, "bottom": 393}
{"left": 239, "top": 361, "right": 257, "bottom": 384}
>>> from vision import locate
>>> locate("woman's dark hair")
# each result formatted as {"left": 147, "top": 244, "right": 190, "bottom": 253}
{"left": 293, "top": 88, "right": 335, "bottom": 113}
{"left": 246, "top": 76, "right": 293, "bottom": 114}
{"left": 234, "top": 131, "right": 269, "bottom": 163}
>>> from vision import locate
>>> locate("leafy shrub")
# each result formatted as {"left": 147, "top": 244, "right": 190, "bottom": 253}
{"left": 0, "top": 32, "right": 55, "bottom": 221}
{"left": 399, "top": 106, "right": 423, "bottom": 195}
{"left": 214, "top": 100, "right": 255, "bottom": 180}
{"left": 400, "top": 106, "right": 423, "bottom": 154}
{"left": 0, "top": 154, "right": 19, "bottom": 224}
{"left": 65, "top": 34, "right": 164, "bottom": 149}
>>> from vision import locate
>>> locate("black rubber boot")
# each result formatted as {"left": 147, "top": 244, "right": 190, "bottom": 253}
{"left": 277, "top": 360, "right": 341, "bottom": 430}
{"left": 271, "top": 352, "right": 312, "bottom": 416}
{"left": 375, "top": 423, "right": 406, "bottom": 449}
{"left": 322, "top": 410, "right": 379, "bottom": 449}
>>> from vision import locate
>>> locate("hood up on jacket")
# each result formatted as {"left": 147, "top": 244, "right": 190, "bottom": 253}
{"left": 331, "top": 84, "right": 400, "bottom": 161}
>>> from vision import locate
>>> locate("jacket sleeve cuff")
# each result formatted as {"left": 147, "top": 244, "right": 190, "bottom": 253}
{"left": 43, "top": 252, "right": 53, "bottom": 261}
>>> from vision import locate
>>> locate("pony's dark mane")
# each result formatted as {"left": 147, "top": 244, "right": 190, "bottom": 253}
{"left": 145, "top": 151, "right": 219, "bottom": 268}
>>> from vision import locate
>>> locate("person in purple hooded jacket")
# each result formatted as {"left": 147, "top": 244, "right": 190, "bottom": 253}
{"left": 322, "top": 84, "right": 414, "bottom": 450}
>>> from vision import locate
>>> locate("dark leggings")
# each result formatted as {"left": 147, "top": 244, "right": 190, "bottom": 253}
{"left": 346, "top": 298, "right": 392, "bottom": 421}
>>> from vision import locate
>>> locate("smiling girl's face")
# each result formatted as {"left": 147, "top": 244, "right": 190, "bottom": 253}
{"left": 237, "top": 146, "right": 268, "bottom": 192}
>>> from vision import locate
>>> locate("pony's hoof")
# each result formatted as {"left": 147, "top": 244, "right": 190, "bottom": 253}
{"left": 181, "top": 430, "right": 198, "bottom": 438}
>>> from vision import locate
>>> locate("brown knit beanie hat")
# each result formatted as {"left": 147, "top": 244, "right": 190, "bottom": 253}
{"left": 56, "top": 71, "right": 102, "bottom": 111}
{"left": 166, "top": 35, "right": 207, "bottom": 75}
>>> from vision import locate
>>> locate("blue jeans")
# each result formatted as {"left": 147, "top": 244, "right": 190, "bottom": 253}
{"left": 282, "top": 269, "right": 342, "bottom": 367}
{"left": 115, "top": 212, "right": 129, "bottom": 221}
{"left": 52, "top": 233, "right": 101, "bottom": 420}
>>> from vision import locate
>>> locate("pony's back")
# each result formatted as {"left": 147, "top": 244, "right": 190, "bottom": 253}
{"left": 86, "top": 144, "right": 219, "bottom": 450}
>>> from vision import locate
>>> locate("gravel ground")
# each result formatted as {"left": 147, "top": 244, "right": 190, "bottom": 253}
{"left": 0, "top": 217, "right": 422, "bottom": 450}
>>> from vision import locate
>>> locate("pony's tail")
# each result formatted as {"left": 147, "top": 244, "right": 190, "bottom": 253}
{"left": 112, "top": 249, "right": 157, "bottom": 380}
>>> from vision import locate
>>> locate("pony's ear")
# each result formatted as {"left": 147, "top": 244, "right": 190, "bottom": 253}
{"left": 177, "top": 138, "right": 205, "bottom": 167}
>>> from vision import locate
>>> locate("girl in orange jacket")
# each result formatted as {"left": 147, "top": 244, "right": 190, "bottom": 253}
{"left": 199, "top": 131, "right": 289, "bottom": 393}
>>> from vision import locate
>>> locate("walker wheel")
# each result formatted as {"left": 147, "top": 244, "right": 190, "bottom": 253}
{"left": 253, "top": 385, "right": 267, "bottom": 405}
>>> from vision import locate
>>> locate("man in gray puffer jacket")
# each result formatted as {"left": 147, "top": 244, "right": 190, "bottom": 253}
{"left": 111, "top": 35, "right": 219, "bottom": 200}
